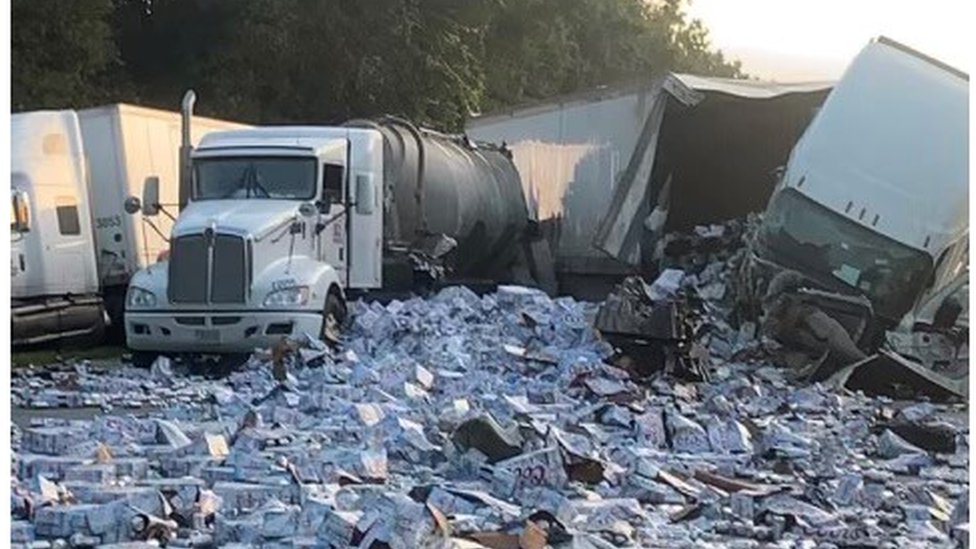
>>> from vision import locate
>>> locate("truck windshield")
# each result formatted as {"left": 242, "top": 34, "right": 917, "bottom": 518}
{"left": 758, "top": 188, "right": 933, "bottom": 322}
{"left": 194, "top": 157, "right": 316, "bottom": 200}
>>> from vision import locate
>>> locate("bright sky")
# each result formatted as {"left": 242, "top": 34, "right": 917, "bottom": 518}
{"left": 685, "top": 0, "right": 973, "bottom": 81}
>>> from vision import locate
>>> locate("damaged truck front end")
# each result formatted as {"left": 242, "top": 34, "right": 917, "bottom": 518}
{"left": 739, "top": 191, "right": 968, "bottom": 395}
{"left": 736, "top": 36, "right": 969, "bottom": 398}
{"left": 754, "top": 187, "right": 934, "bottom": 331}
{"left": 843, "top": 266, "right": 969, "bottom": 400}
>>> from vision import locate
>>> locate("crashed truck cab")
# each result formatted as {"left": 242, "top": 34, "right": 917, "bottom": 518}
{"left": 124, "top": 126, "right": 384, "bottom": 353}
{"left": 740, "top": 37, "right": 969, "bottom": 344}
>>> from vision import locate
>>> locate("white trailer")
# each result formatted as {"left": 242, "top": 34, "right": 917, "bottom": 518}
{"left": 10, "top": 105, "right": 246, "bottom": 346}
{"left": 79, "top": 105, "right": 249, "bottom": 289}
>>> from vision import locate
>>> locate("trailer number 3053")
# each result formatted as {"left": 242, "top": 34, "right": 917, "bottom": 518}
{"left": 95, "top": 216, "right": 123, "bottom": 229}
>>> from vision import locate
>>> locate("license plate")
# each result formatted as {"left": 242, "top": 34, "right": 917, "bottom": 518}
{"left": 194, "top": 329, "right": 220, "bottom": 342}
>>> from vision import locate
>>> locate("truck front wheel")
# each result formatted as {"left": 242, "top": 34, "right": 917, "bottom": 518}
{"left": 321, "top": 290, "right": 347, "bottom": 344}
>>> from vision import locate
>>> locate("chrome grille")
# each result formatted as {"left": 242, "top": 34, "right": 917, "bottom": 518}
{"left": 169, "top": 235, "right": 207, "bottom": 303}
{"left": 212, "top": 235, "right": 246, "bottom": 303}
{"left": 169, "top": 233, "right": 247, "bottom": 304}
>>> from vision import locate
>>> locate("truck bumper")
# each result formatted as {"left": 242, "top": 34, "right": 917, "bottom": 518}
{"left": 125, "top": 310, "right": 323, "bottom": 353}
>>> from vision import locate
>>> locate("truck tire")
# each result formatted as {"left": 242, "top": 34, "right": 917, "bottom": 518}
{"left": 321, "top": 289, "right": 347, "bottom": 344}
{"left": 188, "top": 353, "right": 248, "bottom": 378}
{"left": 129, "top": 351, "right": 157, "bottom": 369}
{"left": 103, "top": 287, "right": 126, "bottom": 344}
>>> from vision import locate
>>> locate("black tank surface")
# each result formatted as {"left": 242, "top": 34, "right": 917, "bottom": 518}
{"left": 346, "top": 118, "right": 529, "bottom": 277}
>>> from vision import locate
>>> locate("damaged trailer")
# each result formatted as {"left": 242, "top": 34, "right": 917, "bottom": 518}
{"left": 467, "top": 73, "right": 832, "bottom": 286}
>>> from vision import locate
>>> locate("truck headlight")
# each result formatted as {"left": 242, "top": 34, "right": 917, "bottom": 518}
{"left": 264, "top": 286, "right": 310, "bottom": 307}
{"left": 126, "top": 286, "right": 157, "bottom": 308}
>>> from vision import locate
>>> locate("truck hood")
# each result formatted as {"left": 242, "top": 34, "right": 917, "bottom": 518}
{"left": 172, "top": 200, "right": 302, "bottom": 239}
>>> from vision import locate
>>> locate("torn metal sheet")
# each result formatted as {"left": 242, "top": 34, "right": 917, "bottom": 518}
{"left": 828, "top": 349, "right": 968, "bottom": 401}
{"left": 594, "top": 274, "right": 708, "bottom": 379}
{"left": 593, "top": 275, "right": 685, "bottom": 339}
{"left": 671, "top": 73, "right": 833, "bottom": 98}
{"left": 592, "top": 77, "right": 688, "bottom": 265}
{"left": 886, "top": 329, "right": 968, "bottom": 378}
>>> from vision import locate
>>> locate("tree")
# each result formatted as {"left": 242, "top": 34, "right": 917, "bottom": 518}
{"left": 478, "top": 0, "right": 743, "bottom": 111}
{"left": 11, "top": 0, "right": 119, "bottom": 110}
{"left": 188, "top": 0, "right": 493, "bottom": 129}
{"left": 664, "top": 6, "right": 744, "bottom": 77}
{"left": 12, "top": 0, "right": 743, "bottom": 129}
{"left": 112, "top": 0, "right": 242, "bottom": 111}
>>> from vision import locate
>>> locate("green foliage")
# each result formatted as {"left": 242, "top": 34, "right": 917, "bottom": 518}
{"left": 11, "top": 0, "right": 119, "bottom": 110}
{"left": 12, "top": 0, "right": 744, "bottom": 130}
{"left": 199, "top": 0, "right": 492, "bottom": 128}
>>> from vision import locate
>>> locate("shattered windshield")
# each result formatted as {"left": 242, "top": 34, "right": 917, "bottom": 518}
{"left": 758, "top": 188, "right": 933, "bottom": 321}
{"left": 194, "top": 157, "right": 316, "bottom": 200}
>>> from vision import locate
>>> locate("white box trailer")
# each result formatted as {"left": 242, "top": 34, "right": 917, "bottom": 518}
{"left": 79, "top": 104, "right": 248, "bottom": 289}
{"left": 10, "top": 104, "right": 246, "bottom": 346}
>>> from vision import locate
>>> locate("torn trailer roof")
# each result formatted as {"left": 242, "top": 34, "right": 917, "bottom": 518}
{"left": 466, "top": 73, "right": 833, "bottom": 273}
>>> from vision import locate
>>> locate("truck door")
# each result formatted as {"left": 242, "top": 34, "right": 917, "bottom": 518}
{"left": 317, "top": 145, "right": 348, "bottom": 281}
{"left": 11, "top": 172, "right": 98, "bottom": 297}
{"left": 345, "top": 130, "right": 384, "bottom": 289}
{"left": 10, "top": 184, "right": 31, "bottom": 295}
{"left": 51, "top": 194, "right": 95, "bottom": 293}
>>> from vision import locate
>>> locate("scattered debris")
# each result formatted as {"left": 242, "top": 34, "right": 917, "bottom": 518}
{"left": 8, "top": 261, "right": 969, "bottom": 546}
{"left": 594, "top": 274, "right": 705, "bottom": 379}
{"left": 452, "top": 414, "right": 524, "bottom": 464}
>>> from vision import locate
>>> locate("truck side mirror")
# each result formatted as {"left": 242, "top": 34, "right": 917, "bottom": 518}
{"left": 355, "top": 173, "right": 375, "bottom": 215}
{"left": 11, "top": 191, "right": 30, "bottom": 232}
{"left": 298, "top": 202, "right": 317, "bottom": 218}
{"left": 142, "top": 176, "right": 161, "bottom": 216}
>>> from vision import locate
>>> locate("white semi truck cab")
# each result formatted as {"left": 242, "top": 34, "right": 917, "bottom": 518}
{"left": 125, "top": 92, "right": 534, "bottom": 354}
{"left": 747, "top": 36, "right": 969, "bottom": 332}
{"left": 125, "top": 127, "right": 383, "bottom": 352}
{"left": 11, "top": 112, "right": 103, "bottom": 344}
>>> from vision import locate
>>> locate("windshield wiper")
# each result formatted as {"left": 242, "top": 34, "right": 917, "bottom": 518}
{"left": 239, "top": 163, "right": 271, "bottom": 198}
{"left": 221, "top": 164, "right": 271, "bottom": 199}
{"left": 220, "top": 164, "right": 252, "bottom": 199}
{"left": 249, "top": 167, "right": 271, "bottom": 198}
